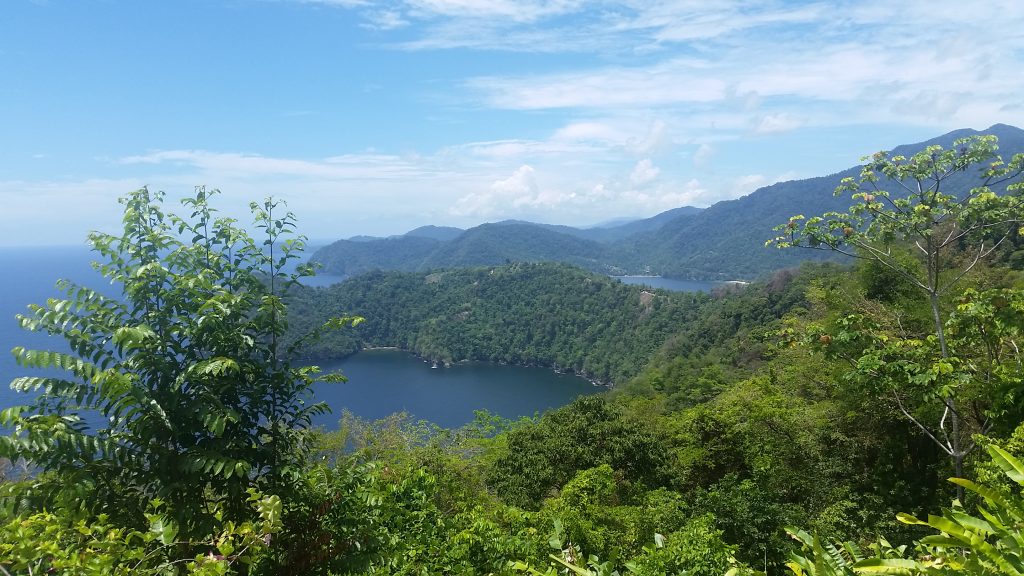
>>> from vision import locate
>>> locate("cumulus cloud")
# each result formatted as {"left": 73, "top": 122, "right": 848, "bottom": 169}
{"left": 731, "top": 174, "right": 767, "bottom": 196}
{"left": 629, "top": 159, "right": 660, "bottom": 187}
{"left": 728, "top": 171, "right": 801, "bottom": 199}
{"left": 693, "top": 143, "right": 715, "bottom": 169}
{"left": 451, "top": 164, "right": 543, "bottom": 216}
{"left": 493, "top": 164, "right": 539, "bottom": 199}
{"left": 620, "top": 178, "right": 708, "bottom": 212}
{"left": 625, "top": 119, "right": 671, "bottom": 155}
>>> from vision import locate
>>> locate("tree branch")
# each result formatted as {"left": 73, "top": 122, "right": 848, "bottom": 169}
{"left": 893, "top": 391, "right": 953, "bottom": 455}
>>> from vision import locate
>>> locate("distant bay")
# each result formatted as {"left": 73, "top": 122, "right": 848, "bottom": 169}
{"left": 613, "top": 275, "right": 722, "bottom": 292}
{"left": 0, "top": 247, "right": 597, "bottom": 429}
{"left": 310, "top": 349, "right": 598, "bottom": 429}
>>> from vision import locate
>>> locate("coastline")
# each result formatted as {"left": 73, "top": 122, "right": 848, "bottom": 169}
{"left": 336, "top": 346, "right": 615, "bottom": 389}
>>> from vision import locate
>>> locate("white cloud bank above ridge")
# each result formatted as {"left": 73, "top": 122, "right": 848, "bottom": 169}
{"left": 330, "top": 0, "right": 1024, "bottom": 132}
{"left": 10, "top": 0, "right": 1024, "bottom": 245}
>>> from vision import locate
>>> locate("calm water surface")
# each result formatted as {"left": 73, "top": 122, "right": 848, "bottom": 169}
{"left": 310, "top": 350, "right": 599, "bottom": 429}
{"left": 0, "top": 247, "right": 597, "bottom": 429}
{"left": 613, "top": 276, "right": 721, "bottom": 292}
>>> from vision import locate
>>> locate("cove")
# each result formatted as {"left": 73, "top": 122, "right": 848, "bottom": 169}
{"left": 308, "top": 349, "right": 601, "bottom": 430}
{"left": 613, "top": 275, "right": 722, "bottom": 292}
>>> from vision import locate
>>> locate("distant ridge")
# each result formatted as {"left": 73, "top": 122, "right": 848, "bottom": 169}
{"left": 404, "top": 225, "right": 464, "bottom": 242}
{"left": 311, "top": 124, "right": 1024, "bottom": 280}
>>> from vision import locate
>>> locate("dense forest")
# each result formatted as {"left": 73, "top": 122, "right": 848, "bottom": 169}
{"left": 3, "top": 135, "right": 1024, "bottom": 575}
{"left": 288, "top": 262, "right": 714, "bottom": 385}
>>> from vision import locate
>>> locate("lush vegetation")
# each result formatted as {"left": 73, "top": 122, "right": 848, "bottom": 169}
{"left": 3, "top": 131, "right": 1024, "bottom": 575}
{"left": 287, "top": 261, "right": 723, "bottom": 385}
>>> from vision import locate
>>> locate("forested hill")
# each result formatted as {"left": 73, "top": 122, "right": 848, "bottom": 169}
{"left": 311, "top": 124, "right": 1024, "bottom": 280}
{"left": 309, "top": 208, "right": 704, "bottom": 278}
{"left": 621, "top": 122, "right": 1024, "bottom": 279}
{"left": 287, "top": 261, "right": 833, "bottom": 385}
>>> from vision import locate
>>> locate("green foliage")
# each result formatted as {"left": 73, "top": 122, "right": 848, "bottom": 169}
{"left": 784, "top": 528, "right": 910, "bottom": 576}
{"left": 770, "top": 133, "right": 1024, "bottom": 492}
{"left": 626, "top": 514, "right": 749, "bottom": 576}
{"left": 291, "top": 261, "right": 711, "bottom": 385}
{"left": 487, "top": 396, "right": 672, "bottom": 510}
{"left": 891, "top": 445, "right": 1024, "bottom": 575}
{"left": 0, "top": 187, "right": 359, "bottom": 535}
{"left": 785, "top": 446, "right": 1024, "bottom": 576}
{"left": 769, "top": 135, "right": 1024, "bottom": 260}
{"left": 512, "top": 514, "right": 757, "bottom": 576}
{"left": 0, "top": 489, "right": 281, "bottom": 575}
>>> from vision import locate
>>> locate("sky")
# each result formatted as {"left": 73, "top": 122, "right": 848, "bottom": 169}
{"left": 2, "top": 0, "right": 1023, "bottom": 246}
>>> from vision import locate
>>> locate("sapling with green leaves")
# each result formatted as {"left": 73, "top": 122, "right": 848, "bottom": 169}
{"left": 0, "top": 187, "right": 360, "bottom": 538}
{"left": 769, "top": 135, "right": 1024, "bottom": 492}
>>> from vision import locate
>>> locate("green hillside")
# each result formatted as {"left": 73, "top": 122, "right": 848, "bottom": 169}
{"left": 311, "top": 125, "right": 1024, "bottom": 281}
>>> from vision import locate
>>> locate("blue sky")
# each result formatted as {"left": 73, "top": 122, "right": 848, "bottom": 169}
{"left": 2, "top": 0, "right": 1022, "bottom": 246}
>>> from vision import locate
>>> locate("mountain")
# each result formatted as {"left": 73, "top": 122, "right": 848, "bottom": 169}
{"left": 421, "top": 222, "right": 611, "bottom": 271}
{"left": 311, "top": 235, "right": 441, "bottom": 276}
{"left": 626, "top": 123, "right": 1024, "bottom": 279}
{"left": 311, "top": 124, "right": 1024, "bottom": 280}
{"left": 591, "top": 206, "right": 703, "bottom": 241}
{"left": 404, "top": 225, "right": 464, "bottom": 242}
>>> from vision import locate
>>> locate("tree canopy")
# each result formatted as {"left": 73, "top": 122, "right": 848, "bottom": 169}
{"left": 0, "top": 187, "right": 359, "bottom": 537}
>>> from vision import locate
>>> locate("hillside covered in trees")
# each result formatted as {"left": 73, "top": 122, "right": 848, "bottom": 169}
{"left": 3, "top": 134, "right": 1024, "bottom": 576}
{"left": 312, "top": 124, "right": 1024, "bottom": 281}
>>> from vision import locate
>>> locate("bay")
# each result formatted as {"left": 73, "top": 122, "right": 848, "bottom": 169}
{"left": 613, "top": 275, "right": 722, "bottom": 292}
{"left": 0, "top": 247, "right": 597, "bottom": 430}
{"left": 0, "top": 246, "right": 101, "bottom": 412}
{"left": 310, "top": 349, "right": 599, "bottom": 429}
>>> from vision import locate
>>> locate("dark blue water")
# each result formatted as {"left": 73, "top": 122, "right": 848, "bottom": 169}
{"left": 310, "top": 350, "right": 598, "bottom": 429}
{"left": 0, "top": 247, "right": 597, "bottom": 429}
{"left": 613, "top": 276, "right": 721, "bottom": 292}
{"left": 0, "top": 246, "right": 102, "bottom": 412}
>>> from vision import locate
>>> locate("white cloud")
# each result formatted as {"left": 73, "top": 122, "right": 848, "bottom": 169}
{"left": 403, "top": 0, "right": 582, "bottom": 22}
{"left": 693, "top": 143, "right": 714, "bottom": 168}
{"left": 120, "top": 149, "right": 445, "bottom": 181}
{"left": 494, "top": 164, "right": 538, "bottom": 198}
{"left": 0, "top": 178, "right": 149, "bottom": 245}
{"left": 620, "top": 178, "right": 708, "bottom": 212}
{"left": 362, "top": 9, "right": 410, "bottom": 30}
{"left": 728, "top": 171, "right": 801, "bottom": 199}
{"left": 754, "top": 113, "right": 802, "bottom": 134}
{"left": 629, "top": 159, "right": 660, "bottom": 187}
{"left": 625, "top": 119, "right": 671, "bottom": 155}
{"left": 451, "top": 164, "right": 547, "bottom": 217}
{"left": 552, "top": 121, "right": 622, "bottom": 143}
{"left": 645, "top": 3, "right": 827, "bottom": 42}
{"left": 468, "top": 59, "right": 727, "bottom": 109}
{"left": 731, "top": 174, "right": 767, "bottom": 197}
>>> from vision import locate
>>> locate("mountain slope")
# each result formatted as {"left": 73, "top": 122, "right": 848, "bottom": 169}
{"left": 311, "top": 125, "right": 1024, "bottom": 280}
{"left": 312, "top": 235, "right": 441, "bottom": 276}
{"left": 421, "top": 222, "right": 612, "bottom": 271}
{"left": 404, "top": 225, "right": 464, "bottom": 241}
{"left": 624, "top": 123, "right": 1024, "bottom": 279}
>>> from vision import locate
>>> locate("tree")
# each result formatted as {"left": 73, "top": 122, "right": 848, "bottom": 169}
{"left": 0, "top": 187, "right": 359, "bottom": 536}
{"left": 768, "top": 135, "right": 1024, "bottom": 492}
